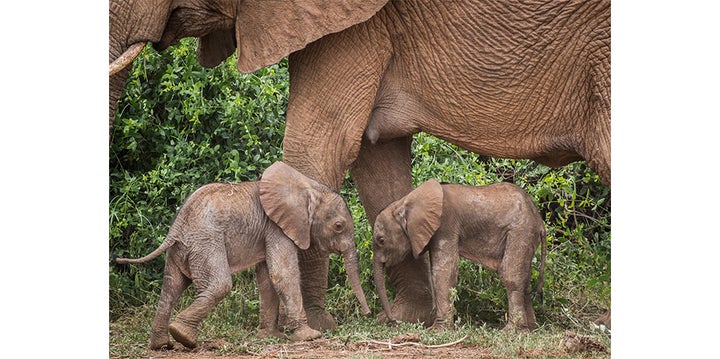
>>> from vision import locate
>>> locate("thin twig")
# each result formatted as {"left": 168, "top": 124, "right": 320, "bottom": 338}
{"left": 364, "top": 335, "right": 468, "bottom": 349}
{"left": 425, "top": 335, "right": 469, "bottom": 348}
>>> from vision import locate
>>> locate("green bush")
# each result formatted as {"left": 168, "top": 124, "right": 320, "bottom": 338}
{"left": 110, "top": 40, "right": 610, "bottom": 328}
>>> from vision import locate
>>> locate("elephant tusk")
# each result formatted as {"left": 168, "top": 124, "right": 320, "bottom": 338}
{"left": 109, "top": 42, "right": 146, "bottom": 76}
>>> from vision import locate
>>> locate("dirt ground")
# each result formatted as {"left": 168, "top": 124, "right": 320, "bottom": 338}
{"left": 139, "top": 339, "right": 493, "bottom": 359}
{"left": 126, "top": 332, "right": 607, "bottom": 359}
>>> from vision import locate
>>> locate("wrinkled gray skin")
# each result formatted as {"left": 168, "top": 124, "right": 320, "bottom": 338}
{"left": 372, "top": 180, "right": 546, "bottom": 331}
{"left": 110, "top": 0, "right": 609, "bottom": 328}
{"left": 116, "top": 162, "right": 370, "bottom": 349}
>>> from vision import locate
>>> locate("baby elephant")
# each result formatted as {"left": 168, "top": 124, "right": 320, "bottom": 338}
{"left": 372, "top": 179, "right": 546, "bottom": 331}
{"left": 116, "top": 161, "right": 370, "bottom": 349}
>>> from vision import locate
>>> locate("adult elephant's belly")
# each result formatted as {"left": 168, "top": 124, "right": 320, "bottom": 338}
{"left": 430, "top": 122, "right": 584, "bottom": 168}
{"left": 367, "top": 87, "right": 584, "bottom": 169}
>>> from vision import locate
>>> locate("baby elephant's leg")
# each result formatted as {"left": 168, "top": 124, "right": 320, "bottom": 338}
{"left": 256, "top": 261, "right": 285, "bottom": 339}
{"left": 150, "top": 257, "right": 190, "bottom": 349}
{"left": 429, "top": 244, "right": 460, "bottom": 331}
{"left": 169, "top": 246, "right": 233, "bottom": 348}
{"left": 499, "top": 231, "right": 538, "bottom": 331}
{"left": 265, "top": 236, "right": 321, "bottom": 341}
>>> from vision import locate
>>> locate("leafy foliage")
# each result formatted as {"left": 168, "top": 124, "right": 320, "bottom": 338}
{"left": 110, "top": 39, "right": 287, "bottom": 315}
{"left": 110, "top": 39, "right": 610, "bottom": 331}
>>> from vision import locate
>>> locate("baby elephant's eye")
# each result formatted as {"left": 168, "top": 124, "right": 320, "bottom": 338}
{"left": 376, "top": 236, "right": 385, "bottom": 246}
{"left": 333, "top": 221, "right": 344, "bottom": 233}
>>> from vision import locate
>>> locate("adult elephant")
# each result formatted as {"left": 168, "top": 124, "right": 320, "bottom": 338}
{"left": 110, "top": 0, "right": 610, "bottom": 329}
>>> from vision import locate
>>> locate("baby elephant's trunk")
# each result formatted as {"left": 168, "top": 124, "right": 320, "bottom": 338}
{"left": 342, "top": 247, "right": 371, "bottom": 316}
{"left": 115, "top": 238, "right": 175, "bottom": 264}
{"left": 373, "top": 259, "right": 395, "bottom": 323}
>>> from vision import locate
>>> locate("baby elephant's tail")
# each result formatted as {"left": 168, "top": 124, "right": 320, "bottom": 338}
{"left": 115, "top": 237, "right": 176, "bottom": 264}
{"left": 532, "top": 228, "right": 547, "bottom": 303}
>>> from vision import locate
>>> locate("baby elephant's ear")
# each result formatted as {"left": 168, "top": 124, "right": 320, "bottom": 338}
{"left": 259, "top": 162, "right": 319, "bottom": 250}
{"left": 397, "top": 179, "right": 444, "bottom": 258}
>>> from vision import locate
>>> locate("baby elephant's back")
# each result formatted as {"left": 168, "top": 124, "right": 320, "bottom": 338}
{"left": 169, "top": 182, "right": 265, "bottom": 239}
{"left": 449, "top": 182, "right": 543, "bottom": 232}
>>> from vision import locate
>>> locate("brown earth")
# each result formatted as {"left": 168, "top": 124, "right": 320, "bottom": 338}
{"left": 119, "top": 332, "right": 607, "bottom": 359}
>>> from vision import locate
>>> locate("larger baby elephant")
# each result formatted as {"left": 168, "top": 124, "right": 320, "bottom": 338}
{"left": 372, "top": 179, "right": 546, "bottom": 331}
{"left": 116, "top": 161, "right": 370, "bottom": 349}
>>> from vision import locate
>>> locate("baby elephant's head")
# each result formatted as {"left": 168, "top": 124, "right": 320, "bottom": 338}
{"left": 310, "top": 192, "right": 354, "bottom": 254}
{"left": 259, "top": 161, "right": 354, "bottom": 253}
{"left": 372, "top": 179, "right": 445, "bottom": 267}
{"left": 372, "top": 208, "right": 411, "bottom": 268}
{"left": 372, "top": 179, "right": 444, "bottom": 322}
{"left": 259, "top": 161, "right": 370, "bottom": 315}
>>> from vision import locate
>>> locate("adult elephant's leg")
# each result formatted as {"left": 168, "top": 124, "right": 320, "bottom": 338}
{"left": 350, "top": 136, "right": 435, "bottom": 325}
{"left": 282, "top": 23, "right": 391, "bottom": 330}
{"left": 349, "top": 137, "right": 413, "bottom": 222}
{"left": 297, "top": 245, "right": 335, "bottom": 331}
{"left": 587, "top": 38, "right": 611, "bottom": 187}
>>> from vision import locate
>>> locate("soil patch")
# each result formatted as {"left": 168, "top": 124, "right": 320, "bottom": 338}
{"left": 122, "top": 331, "right": 607, "bottom": 359}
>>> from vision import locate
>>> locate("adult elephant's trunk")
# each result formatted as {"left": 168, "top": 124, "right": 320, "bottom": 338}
{"left": 342, "top": 247, "right": 371, "bottom": 316}
{"left": 373, "top": 258, "right": 394, "bottom": 323}
{"left": 109, "top": 42, "right": 146, "bottom": 76}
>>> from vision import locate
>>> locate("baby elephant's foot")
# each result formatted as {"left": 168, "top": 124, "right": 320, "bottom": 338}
{"left": 306, "top": 309, "right": 337, "bottom": 331}
{"left": 502, "top": 321, "right": 535, "bottom": 333}
{"left": 288, "top": 325, "right": 322, "bottom": 341}
{"left": 376, "top": 310, "right": 400, "bottom": 326}
{"left": 168, "top": 321, "right": 198, "bottom": 349}
{"left": 257, "top": 327, "right": 286, "bottom": 340}
{"left": 502, "top": 322, "right": 518, "bottom": 332}
{"left": 503, "top": 313, "right": 536, "bottom": 332}
{"left": 517, "top": 322, "right": 537, "bottom": 332}
{"left": 149, "top": 333, "right": 173, "bottom": 350}
{"left": 429, "top": 319, "right": 454, "bottom": 332}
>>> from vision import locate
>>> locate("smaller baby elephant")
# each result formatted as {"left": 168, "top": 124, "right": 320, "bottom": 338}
{"left": 116, "top": 161, "right": 370, "bottom": 349}
{"left": 372, "top": 179, "right": 546, "bottom": 331}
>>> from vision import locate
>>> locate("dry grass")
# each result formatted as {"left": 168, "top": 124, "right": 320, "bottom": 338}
{"left": 110, "top": 304, "right": 610, "bottom": 359}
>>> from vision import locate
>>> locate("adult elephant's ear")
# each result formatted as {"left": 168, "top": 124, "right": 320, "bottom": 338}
{"left": 259, "top": 161, "right": 320, "bottom": 250}
{"left": 394, "top": 180, "right": 444, "bottom": 258}
{"left": 204, "top": 0, "right": 389, "bottom": 73}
